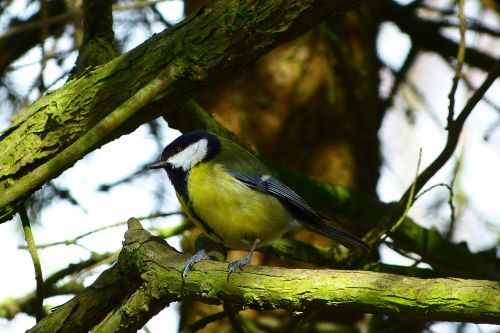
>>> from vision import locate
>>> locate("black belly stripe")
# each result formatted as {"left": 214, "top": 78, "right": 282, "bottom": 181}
{"left": 188, "top": 203, "right": 224, "bottom": 243}
{"left": 167, "top": 167, "right": 190, "bottom": 204}
{"left": 166, "top": 166, "right": 224, "bottom": 243}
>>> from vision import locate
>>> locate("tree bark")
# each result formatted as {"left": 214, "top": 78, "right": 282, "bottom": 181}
{"left": 26, "top": 220, "right": 500, "bottom": 332}
{"left": 0, "top": 0, "right": 360, "bottom": 222}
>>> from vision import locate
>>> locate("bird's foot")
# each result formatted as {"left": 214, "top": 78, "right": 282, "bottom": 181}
{"left": 182, "top": 249, "right": 211, "bottom": 280}
{"left": 227, "top": 254, "right": 252, "bottom": 281}
{"left": 227, "top": 239, "right": 260, "bottom": 281}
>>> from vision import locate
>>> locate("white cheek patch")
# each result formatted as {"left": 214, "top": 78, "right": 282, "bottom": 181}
{"left": 167, "top": 139, "right": 208, "bottom": 171}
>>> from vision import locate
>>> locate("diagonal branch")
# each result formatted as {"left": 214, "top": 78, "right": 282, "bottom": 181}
{"left": 0, "top": 0, "right": 361, "bottom": 222}
{"left": 363, "top": 57, "right": 500, "bottom": 248}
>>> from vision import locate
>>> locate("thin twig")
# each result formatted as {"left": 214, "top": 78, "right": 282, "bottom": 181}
{"left": 484, "top": 118, "right": 500, "bottom": 141}
{"left": 384, "top": 240, "right": 423, "bottom": 264}
{"left": 390, "top": 148, "right": 422, "bottom": 234}
{"left": 412, "top": 57, "right": 500, "bottom": 203}
{"left": 179, "top": 311, "right": 227, "bottom": 333}
{"left": 413, "top": 181, "right": 458, "bottom": 240}
{"left": 415, "top": 183, "right": 452, "bottom": 201}
{"left": 0, "top": 0, "right": 172, "bottom": 41}
{"left": 154, "top": 221, "right": 190, "bottom": 239}
{"left": 435, "top": 19, "right": 500, "bottom": 38}
{"left": 446, "top": 0, "right": 466, "bottom": 127}
{"left": 114, "top": 0, "right": 172, "bottom": 11}
{"left": 0, "top": 10, "right": 80, "bottom": 41}
{"left": 453, "top": 59, "right": 500, "bottom": 127}
{"left": 404, "top": 79, "right": 443, "bottom": 128}
{"left": 44, "top": 252, "right": 115, "bottom": 286}
{"left": 45, "top": 69, "right": 71, "bottom": 90}
{"left": 445, "top": 154, "right": 462, "bottom": 240}
{"left": 40, "top": 0, "right": 49, "bottom": 88}
{"left": 385, "top": 44, "right": 420, "bottom": 105}
{"left": 418, "top": 3, "right": 500, "bottom": 37}
{"left": 19, "top": 203, "right": 44, "bottom": 322}
{"left": 7, "top": 48, "right": 78, "bottom": 71}
{"left": 368, "top": 149, "right": 422, "bottom": 246}
{"left": 448, "top": 66, "right": 500, "bottom": 116}
{"left": 365, "top": 57, "right": 500, "bottom": 247}
{"left": 151, "top": 4, "right": 173, "bottom": 28}
{"left": 19, "top": 212, "right": 181, "bottom": 250}
{"left": 0, "top": 252, "right": 116, "bottom": 320}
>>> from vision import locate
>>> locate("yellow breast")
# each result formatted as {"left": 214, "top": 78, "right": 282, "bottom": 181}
{"left": 184, "top": 162, "right": 290, "bottom": 250}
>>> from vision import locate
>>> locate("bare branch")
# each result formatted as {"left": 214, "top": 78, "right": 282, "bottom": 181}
{"left": 446, "top": 0, "right": 466, "bottom": 125}
{"left": 360, "top": 55, "right": 499, "bottom": 264}
{"left": 383, "top": 0, "right": 497, "bottom": 72}
{"left": 18, "top": 212, "right": 181, "bottom": 249}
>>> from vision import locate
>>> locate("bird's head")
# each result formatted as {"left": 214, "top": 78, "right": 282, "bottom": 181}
{"left": 149, "top": 130, "right": 221, "bottom": 172}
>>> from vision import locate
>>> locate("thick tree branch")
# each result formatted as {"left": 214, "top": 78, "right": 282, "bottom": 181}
{"left": 0, "top": 0, "right": 360, "bottom": 222}
{"left": 27, "top": 219, "right": 500, "bottom": 332}
{"left": 71, "top": 0, "right": 117, "bottom": 77}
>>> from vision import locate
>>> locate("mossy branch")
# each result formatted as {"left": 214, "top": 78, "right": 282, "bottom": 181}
{"left": 0, "top": 0, "right": 360, "bottom": 222}
{"left": 27, "top": 219, "right": 500, "bottom": 332}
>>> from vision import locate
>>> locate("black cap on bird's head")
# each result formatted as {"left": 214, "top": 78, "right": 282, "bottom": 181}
{"left": 149, "top": 131, "right": 221, "bottom": 171}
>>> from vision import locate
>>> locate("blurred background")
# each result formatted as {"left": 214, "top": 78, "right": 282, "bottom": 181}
{"left": 0, "top": 0, "right": 499, "bottom": 332}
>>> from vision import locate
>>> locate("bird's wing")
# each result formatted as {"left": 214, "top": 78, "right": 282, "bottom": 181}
{"left": 228, "top": 172, "right": 370, "bottom": 252}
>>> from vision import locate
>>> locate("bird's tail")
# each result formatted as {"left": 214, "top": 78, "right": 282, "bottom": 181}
{"left": 305, "top": 222, "right": 370, "bottom": 253}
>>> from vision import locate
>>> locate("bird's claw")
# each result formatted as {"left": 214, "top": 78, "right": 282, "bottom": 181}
{"left": 182, "top": 249, "right": 211, "bottom": 281}
{"left": 227, "top": 253, "right": 252, "bottom": 281}
{"left": 226, "top": 239, "right": 260, "bottom": 281}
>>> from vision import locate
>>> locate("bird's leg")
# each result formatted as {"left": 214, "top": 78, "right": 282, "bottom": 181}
{"left": 227, "top": 239, "right": 260, "bottom": 281}
{"left": 182, "top": 249, "right": 211, "bottom": 281}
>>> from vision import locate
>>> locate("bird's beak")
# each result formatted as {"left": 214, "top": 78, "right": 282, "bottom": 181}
{"left": 149, "top": 160, "right": 168, "bottom": 169}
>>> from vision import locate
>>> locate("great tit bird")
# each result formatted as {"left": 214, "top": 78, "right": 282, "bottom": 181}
{"left": 150, "top": 130, "right": 369, "bottom": 279}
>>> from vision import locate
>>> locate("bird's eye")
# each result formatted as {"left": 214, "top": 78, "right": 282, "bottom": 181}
{"left": 174, "top": 147, "right": 182, "bottom": 154}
